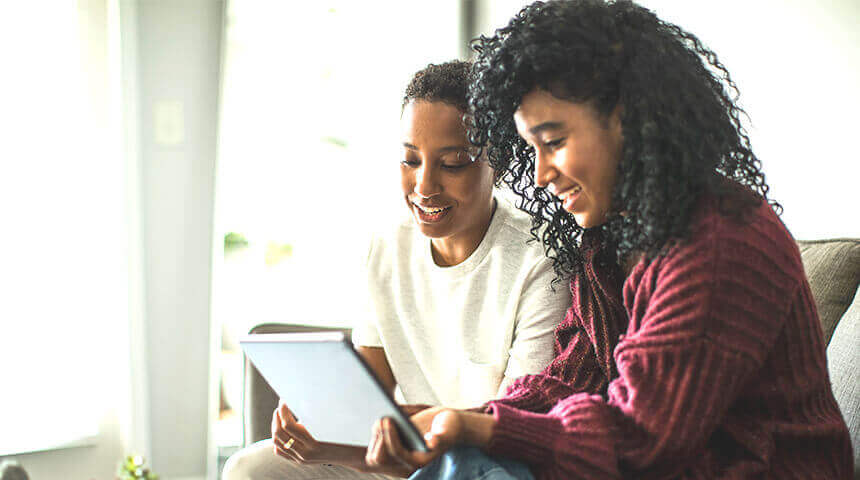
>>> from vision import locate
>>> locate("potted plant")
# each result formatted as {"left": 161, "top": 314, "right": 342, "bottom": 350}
{"left": 116, "top": 456, "right": 158, "bottom": 480}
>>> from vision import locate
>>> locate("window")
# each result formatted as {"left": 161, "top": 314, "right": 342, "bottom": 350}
{"left": 212, "top": 0, "right": 462, "bottom": 447}
{"left": 0, "top": 1, "right": 126, "bottom": 455}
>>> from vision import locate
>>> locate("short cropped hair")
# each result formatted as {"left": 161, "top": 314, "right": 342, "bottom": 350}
{"left": 403, "top": 60, "right": 471, "bottom": 112}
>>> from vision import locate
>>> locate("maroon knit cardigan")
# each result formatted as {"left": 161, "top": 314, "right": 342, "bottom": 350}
{"left": 485, "top": 197, "right": 853, "bottom": 479}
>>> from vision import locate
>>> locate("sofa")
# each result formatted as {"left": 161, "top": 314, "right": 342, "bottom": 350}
{"left": 241, "top": 238, "right": 859, "bottom": 477}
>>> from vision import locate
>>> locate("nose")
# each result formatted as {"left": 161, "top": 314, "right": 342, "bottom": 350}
{"left": 414, "top": 163, "right": 441, "bottom": 198}
{"left": 534, "top": 149, "right": 557, "bottom": 189}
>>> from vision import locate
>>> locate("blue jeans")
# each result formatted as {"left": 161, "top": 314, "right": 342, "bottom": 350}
{"left": 408, "top": 446, "right": 535, "bottom": 480}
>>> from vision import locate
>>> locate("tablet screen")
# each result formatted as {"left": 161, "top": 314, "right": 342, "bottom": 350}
{"left": 240, "top": 331, "right": 428, "bottom": 451}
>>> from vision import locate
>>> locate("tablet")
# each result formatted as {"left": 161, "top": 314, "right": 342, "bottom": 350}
{"left": 239, "top": 331, "right": 428, "bottom": 451}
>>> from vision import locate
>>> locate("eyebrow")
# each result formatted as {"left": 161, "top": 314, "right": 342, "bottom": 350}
{"left": 528, "top": 121, "right": 565, "bottom": 136}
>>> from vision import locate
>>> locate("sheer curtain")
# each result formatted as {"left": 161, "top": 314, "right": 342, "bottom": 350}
{"left": 0, "top": 1, "right": 130, "bottom": 456}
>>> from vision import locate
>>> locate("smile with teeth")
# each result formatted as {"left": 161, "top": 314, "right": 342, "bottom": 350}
{"left": 414, "top": 204, "right": 450, "bottom": 214}
{"left": 556, "top": 185, "right": 583, "bottom": 211}
{"left": 413, "top": 202, "right": 452, "bottom": 223}
{"left": 557, "top": 185, "right": 582, "bottom": 201}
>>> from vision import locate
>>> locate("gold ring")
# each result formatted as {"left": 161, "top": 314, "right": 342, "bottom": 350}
{"left": 284, "top": 438, "right": 295, "bottom": 449}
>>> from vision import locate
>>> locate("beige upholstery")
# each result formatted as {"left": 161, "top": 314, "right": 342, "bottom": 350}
{"left": 241, "top": 239, "right": 860, "bottom": 476}
{"left": 827, "top": 285, "right": 859, "bottom": 479}
{"left": 798, "top": 239, "right": 860, "bottom": 343}
{"left": 796, "top": 239, "right": 859, "bottom": 478}
{"left": 241, "top": 323, "right": 351, "bottom": 446}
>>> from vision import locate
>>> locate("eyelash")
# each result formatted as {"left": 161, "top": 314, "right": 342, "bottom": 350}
{"left": 400, "top": 160, "right": 469, "bottom": 171}
{"left": 543, "top": 138, "right": 565, "bottom": 150}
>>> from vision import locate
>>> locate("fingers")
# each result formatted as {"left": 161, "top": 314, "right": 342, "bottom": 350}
{"left": 273, "top": 437, "right": 301, "bottom": 462}
{"left": 273, "top": 430, "right": 321, "bottom": 463}
{"left": 278, "top": 402, "right": 298, "bottom": 425}
{"left": 272, "top": 425, "right": 296, "bottom": 449}
{"left": 271, "top": 407, "right": 281, "bottom": 437}
{"left": 270, "top": 402, "right": 319, "bottom": 463}
{"left": 366, "top": 418, "right": 406, "bottom": 468}
{"left": 272, "top": 403, "right": 315, "bottom": 445}
{"left": 365, "top": 419, "right": 386, "bottom": 466}
{"left": 366, "top": 418, "right": 413, "bottom": 470}
{"left": 271, "top": 403, "right": 295, "bottom": 437}
{"left": 381, "top": 418, "right": 412, "bottom": 467}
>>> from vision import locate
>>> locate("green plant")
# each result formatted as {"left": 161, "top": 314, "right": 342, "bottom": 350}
{"left": 116, "top": 456, "right": 158, "bottom": 480}
{"left": 223, "top": 231, "right": 249, "bottom": 253}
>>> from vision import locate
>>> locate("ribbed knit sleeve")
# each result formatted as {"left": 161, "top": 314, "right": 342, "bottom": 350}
{"left": 488, "top": 338, "right": 762, "bottom": 478}
{"left": 488, "top": 234, "right": 628, "bottom": 414}
{"left": 488, "top": 307, "right": 609, "bottom": 413}
{"left": 484, "top": 202, "right": 854, "bottom": 479}
{"left": 490, "top": 372, "right": 578, "bottom": 413}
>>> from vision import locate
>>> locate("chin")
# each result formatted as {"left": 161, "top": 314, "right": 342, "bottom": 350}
{"left": 574, "top": 212, "right": 602, "bottom": 229}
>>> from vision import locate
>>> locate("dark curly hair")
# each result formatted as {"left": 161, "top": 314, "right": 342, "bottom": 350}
{"left": 403, "top": 60, "right": 472, "bottom": 112}
{"left": 468, "top": 0, "right": 779, "bottom": 281}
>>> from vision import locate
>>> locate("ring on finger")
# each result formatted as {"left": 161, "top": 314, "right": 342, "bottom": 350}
{"left": 284, "top": 437, "right": 295, "bottom": 450}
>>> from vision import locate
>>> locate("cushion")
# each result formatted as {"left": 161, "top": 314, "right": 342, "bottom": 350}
{"left": 798, "top": 239, "right": 860, "bottom": 344}
{"left": 826, "top": 285, "right": 860, "bottom": 479}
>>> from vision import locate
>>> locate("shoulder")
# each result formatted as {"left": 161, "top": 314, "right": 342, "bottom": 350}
{"left": 683, "top": 195, "right": 804, "bottom": 283}
{"left": 491, "top": 196, "right": 547, "bottom": 259}
{"left": 627, "top": 195, "right": 805, "bottom": 355}
{"left": 486, "top": 197, "right": 567, "bottom": 291}
{"left": 641, "top": 194, "right": 803, "bottom": 282}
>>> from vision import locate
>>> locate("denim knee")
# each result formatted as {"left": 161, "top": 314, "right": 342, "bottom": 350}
{"left": 410, "top": 446, "right": 533, "bottom": 480}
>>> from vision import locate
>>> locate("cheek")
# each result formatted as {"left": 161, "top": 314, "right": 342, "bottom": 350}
{"left": 596, "top": 143, "right": 622, "bottom": 192}
{"left": 400, "top": 169, "right": 414, "bottom": 194}
{"left": 557, "top": 148, "right": 589, "bottom": 179}
{"left": 459, "top": 173, "right": 494, "bottom": 209}
{"left": 564, "top": 144, "right": 615, "bottom": 189}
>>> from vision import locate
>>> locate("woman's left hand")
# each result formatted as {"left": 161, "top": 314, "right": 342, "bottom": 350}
{"left": 365, "top": 407, "right": 465, "bottom": 472}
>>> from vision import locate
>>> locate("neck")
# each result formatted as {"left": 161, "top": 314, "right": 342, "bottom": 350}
{"left": 431, "top": 198, "right": 497, "bottom": 267}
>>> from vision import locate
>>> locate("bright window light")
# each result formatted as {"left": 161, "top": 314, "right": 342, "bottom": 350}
{"left": 0, "top": 2, "right": 125, "bottom": 455}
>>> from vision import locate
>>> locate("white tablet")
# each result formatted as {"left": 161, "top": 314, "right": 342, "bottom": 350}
{"left": 239, "top": 331, "right": 428, "bottom": 451}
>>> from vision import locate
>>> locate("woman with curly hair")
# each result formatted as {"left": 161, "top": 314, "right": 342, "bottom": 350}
{"left": 366, "top": 1, "right": 853, "bottom": 478}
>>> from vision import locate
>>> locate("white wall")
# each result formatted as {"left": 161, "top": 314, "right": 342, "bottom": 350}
{"left": 135, "top": 0, "right": 224, "bottom": 478}
{"left": 477, "top": 0, "right": 860, "bottom": 239}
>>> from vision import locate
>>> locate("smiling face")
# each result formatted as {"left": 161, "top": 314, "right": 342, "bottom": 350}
{"left": 514, "top": 88, "right": 624, "bottom": 228}
{"left": 401, "top": 100, "right": 495, "bottom": 251}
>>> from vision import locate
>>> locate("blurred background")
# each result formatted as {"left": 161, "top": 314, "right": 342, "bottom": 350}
{"left": 0, "top": 1, "right": 856, "bottom": 479}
